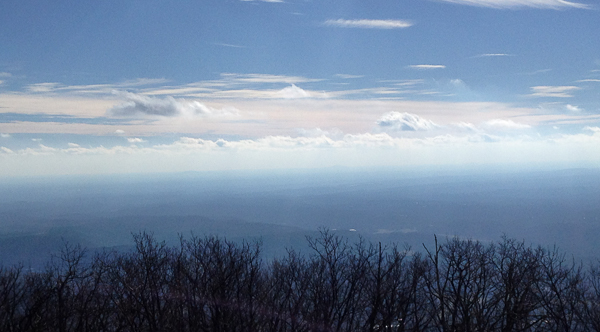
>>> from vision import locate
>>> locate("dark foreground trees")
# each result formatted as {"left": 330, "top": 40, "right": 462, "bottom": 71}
{"left": 2, "top": 230, "right": 600, "bottom": 332}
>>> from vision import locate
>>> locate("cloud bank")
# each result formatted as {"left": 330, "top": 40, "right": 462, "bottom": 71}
{"left": 3, "top": 127, "right": 599, "bottom": 157}
{"left": 108, "top": 92, "right": 239, "bottom": 118}
{"left": 3, "top": 127, "right": 600, "bottom": 177}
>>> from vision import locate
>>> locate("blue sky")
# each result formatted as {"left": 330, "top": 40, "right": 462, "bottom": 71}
{"left": 1, "top": 0, "right": 599, "bottom": 176}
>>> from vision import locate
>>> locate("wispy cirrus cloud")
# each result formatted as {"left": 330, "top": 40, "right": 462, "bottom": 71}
{"left": 435, "top": 0, "right": 589, "bottom": 9}
{"left": 220, "top": 73, "right": 323, "bottom": 84}
{"left": 141, "top": 74, "right": 325, "bottom": 97}
{"left": 25, "top": 78, "right": 170, "bottom": 94}
{"left": 27, "top": 83, "right": 61, "bottom": 93}
{"left": 474, "top": 53, "right": 513, "bottom": 57}
{"left": 214, "top": 43, "right": 245, "bottom": 48}
{"left": 241, "top": 0, "right": 283, "bottom": 3}
{"left": 324, "top": 19, "right": 413, "bottom": 29}
{"left": 520, "top": 68, "right": 552, "bottom": 76}
{"left": 577, "top": 79, "right": 600, "bottom": 83}
{"left": 407, "top": 65, "right": 446, "bottom": 70}
{"left": 529, "top": 86, "right": 581, "bottom": 98}
{"left": 335, "top": 74, "right": 364, "bottom": 79}
{"left": 184, "top": 85, "right": 329, "bottom": 100}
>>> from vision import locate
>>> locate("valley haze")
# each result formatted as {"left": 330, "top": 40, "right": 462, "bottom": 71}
{"left": 1, "top": 166, "right": 598, "bottom": 267}
{"left": 1, "top": 0, "right": 599, "bottom": 266}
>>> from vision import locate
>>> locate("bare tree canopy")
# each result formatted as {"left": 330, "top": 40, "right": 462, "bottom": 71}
{"left": 1, "top": 231, "right": 599, "bottom": 332}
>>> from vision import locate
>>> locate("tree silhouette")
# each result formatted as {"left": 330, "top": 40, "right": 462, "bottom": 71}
{"left": 1, "top": 230, "right": 600, "bottom": 332}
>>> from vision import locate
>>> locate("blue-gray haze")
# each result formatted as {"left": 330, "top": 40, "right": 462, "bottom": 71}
{"left": 1, "top": 167, "right": 599, "bottom": 267}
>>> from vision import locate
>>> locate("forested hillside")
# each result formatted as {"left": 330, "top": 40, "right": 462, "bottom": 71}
{"left": 1, "top": 230, "right": 599, "bottom": 332}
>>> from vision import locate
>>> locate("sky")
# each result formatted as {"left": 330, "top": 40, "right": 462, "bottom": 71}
{"left": 1, "top": 0, "right": 599, "bottom": 177}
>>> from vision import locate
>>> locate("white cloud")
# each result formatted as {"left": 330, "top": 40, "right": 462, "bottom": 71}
{"left": 0, "top": 133, "right": 10, "bottom": 138}
{"left": 324, "top": 19, "right": 413, "bottom": 29}
{"left": 550, "top": 127, "right": 600, "bottom": 145}
{"left": 0, "top": 80, "right": 4, "bottom": 85}
{"left": 278, "top": 84, "right": 311, "bottom": 99}
{"left": 376, "top": 112, "right": 439, "bottom": 131}
{"left": 584, "top": 126, "right": 600, "bottom": 133}
{"left": 577, "top": 79, "right": 600, "bottom": 83}
{"left": 335, "top": 74, "right": 364, "bottom": 79}
{"left": 435, "top": 0, "right": 588, "bottom": 9}
{"left": 149, "top": 133, "right": 451, "bottom": 151}
{"left": 214, "top": 43, "right": 245, "bottom": 48}
{"left": 26, "top": 83, "right": 61, "bottom": 93}
{"left": 297, "top": 127, "right": 344, "bottom": 139}
{"left": 10, "top": 130, "right": 592, "bottom": 158}
{"left": 30, "top": 144, "right": 55, "bottom": 155}
{"left": 566, "top": 104, "right": 582, "bottom": 112}
{"left": 484, "top": 119, "right": 531, "bottom": 129}
{"left": 4, "top": 128, "right": 600, "bottom": 177}
{"left": 452, "top": 122, "right": 481, "bottom": 132}
{"left": 407, "top": 65, "right": 446, "bottom": 70}
{"left": 476, "top": 53, "right": 512, "bottom": 57}
{"left": 0, "top": 72, "right": 11, "bottom": 78}
{"left": 450, "top": 79, "right": 467, "bottom": 87}
{"left": 521, "top": 68, "right": 552, "bottom": 76}
{"left": 31, "top": 138, "right": 42, "bottom": 142}
{"left": 108, "top": 92, "right": 239, "bottom": 117}
{"left": 220, "top": 73, "right": 322, "bottom": 84}
{"left": 529, "top": 86, "right": 580, "bottom": 98}
{"left": 115, "top": 129, "right": 126, "bottom": 135}
{"left": 23, "top": 78, "right": 170, "bottom": 95}
{"left": 196, "top": 85, "right": 330, "bottom": 100}
{"left": 127, "top": 137, "right": 147, "bottom": 143}
{"left": 119, "top": 78, "right": 170, "bottom": 87}
{"left": 392, "top": 79, "right": 425, "bottom": 87}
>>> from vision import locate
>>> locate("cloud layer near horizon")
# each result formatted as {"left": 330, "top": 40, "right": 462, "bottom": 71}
{"left": 1, "top": 127, "right": 599, "bottom": 176}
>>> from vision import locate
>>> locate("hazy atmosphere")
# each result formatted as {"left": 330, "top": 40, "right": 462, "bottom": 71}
{"left": 2, "top": 2, "right": 600, "bottom": 331}
{"left": 2, "top": 0, "right": 600, "bottom": 262}
{"left": 1, "top": 0, "right": 599, "bottom": 176}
